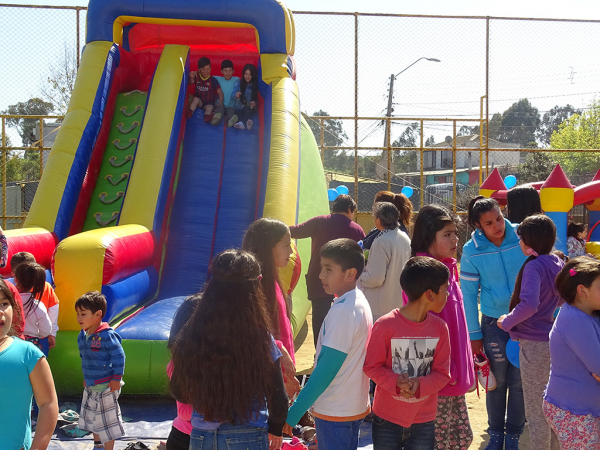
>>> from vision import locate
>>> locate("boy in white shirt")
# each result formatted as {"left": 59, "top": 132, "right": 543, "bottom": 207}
{"left": 285, "top": 238, "right": 373, "bottom": 450}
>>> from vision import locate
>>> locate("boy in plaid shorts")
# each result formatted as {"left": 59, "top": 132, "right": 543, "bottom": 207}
{"left": 75, "top": 291, "right": 126, "bottom": 450}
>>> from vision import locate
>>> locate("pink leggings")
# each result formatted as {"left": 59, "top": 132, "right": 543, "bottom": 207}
{"left": 543, "top": 400, "right": 600, "bottom": 449}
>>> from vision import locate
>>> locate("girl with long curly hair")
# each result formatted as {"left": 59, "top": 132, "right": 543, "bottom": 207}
{"left": 243, "top": 218, "right": 300, "bottom": 398}
{"left": 170, "top": 250, "right": 288, "bottom": 450}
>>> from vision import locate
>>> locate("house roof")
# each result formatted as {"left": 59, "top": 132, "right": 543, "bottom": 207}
{"left": 429, "top": 134, "right": 522, "bottom": 149}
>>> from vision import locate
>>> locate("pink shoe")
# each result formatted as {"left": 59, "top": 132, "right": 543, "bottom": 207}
{"left": 282, "top": 437, "right": 309, "bottom": 450}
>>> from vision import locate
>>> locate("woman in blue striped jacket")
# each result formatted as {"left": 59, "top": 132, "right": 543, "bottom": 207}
{"left": 460, "top": 196, "right": 527, "bottom": 450}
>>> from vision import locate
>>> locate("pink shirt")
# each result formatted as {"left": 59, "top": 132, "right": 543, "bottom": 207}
{"left": 274, "top": 283, "right": 295, "bottom": 363}
{"left": 166, "top": 361, "right": 193, "bottom": 435}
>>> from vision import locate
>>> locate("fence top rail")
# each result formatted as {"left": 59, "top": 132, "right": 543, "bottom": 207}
{"left": 306, "top": 116, "right": 483, "bottom": 122}
{"left": 1, "top": 4, "right": 599, "bottom": 24}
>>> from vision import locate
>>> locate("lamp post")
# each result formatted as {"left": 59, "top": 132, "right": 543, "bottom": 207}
{"left": 383, "top": 57, "right": 440, "bottom": 147}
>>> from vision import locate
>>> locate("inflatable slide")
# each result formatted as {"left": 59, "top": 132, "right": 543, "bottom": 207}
{"left": 2, "top": 0, "right": 329, "bottom": 394}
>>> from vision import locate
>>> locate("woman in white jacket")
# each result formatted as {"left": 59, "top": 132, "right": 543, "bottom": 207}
{"left": 359, "top": 202, "right": 411, "bottom": 321}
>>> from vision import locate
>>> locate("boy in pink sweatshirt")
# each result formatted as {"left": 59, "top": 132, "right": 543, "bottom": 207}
{"left": 364, "top": 256, "right": 451, "bottom": 449}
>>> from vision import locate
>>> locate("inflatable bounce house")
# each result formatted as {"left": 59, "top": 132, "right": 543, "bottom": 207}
{"left": 480, "top": 164, "right": 600, "bottom": 255}
{"left": 2, "top": 0, "right": 329, "bottom": 394}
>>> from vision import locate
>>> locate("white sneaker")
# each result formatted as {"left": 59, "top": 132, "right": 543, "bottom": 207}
{"left": 474, "top": 351, "right": 496, "bottom": 392}
{"left": 246, "top": 119, "right": 253, "bottom": 130}
{"left": 234, "top": 121, "right": 245, "bottom": 129}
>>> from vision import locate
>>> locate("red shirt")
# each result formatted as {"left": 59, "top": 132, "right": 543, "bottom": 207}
{"left": 194, "top": 76, "right": 221, "bottom": 106}
{"left": 364, "top": 309, "right": 451, "bottom": 427}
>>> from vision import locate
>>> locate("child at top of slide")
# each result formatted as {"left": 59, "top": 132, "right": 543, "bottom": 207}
{"left": 0, "top": 279, "right": 58, "bottom": 450}
{"left": 12, "top": 251, "right": 59, "bottom": 353}
{"left": 498, "top": 215, "right": 564, "bottom": 450}
{"left": 543, "top": 258, "right": 600, "bottom": 449}
{"left": 242, "top": 218, "right": 300, "bottom": 399}
{"left": 187, "top": 57, "right": 224, "bottom": 126}
{"left": 285, "top": 238, "right": 372, "bottom": 450}
{"left": 232, "top": 63, "right": 259, "bottom": 130}
{"left": 406, "top": 205, "right": 475, "bottom": 450}
{"left": 365, "top": 256, "right": 451, "bottom": 450}
{"left": 213, "top": 59, "right": 241, "bottom": 127}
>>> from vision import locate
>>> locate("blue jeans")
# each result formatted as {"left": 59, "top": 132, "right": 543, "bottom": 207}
{"left": 481, "top": 314, "right": 525, "bottom": 435}
{"left": 314, "top": 417, "right": 363, "bottom": 450}
{"left": 372, "top": 414, "right": 434, "bottom": 450}
{"left": 190, "top": 423, "right": 269, "bottom": 450}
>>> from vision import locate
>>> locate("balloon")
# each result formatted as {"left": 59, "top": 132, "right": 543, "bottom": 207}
{"left": 327, "top": 188, "right": 339, "bottom": 201}
{"left": 401, "top": 186, "right": 414, "bottom": 198}
{"left": 504, "top": 175, "right": 517, "bottom": 189}
{"left": 337, "top": 185, "right": 349, "bottom": 195}
{"left": 506, "top": 338, "right": 520, "bottom": 368}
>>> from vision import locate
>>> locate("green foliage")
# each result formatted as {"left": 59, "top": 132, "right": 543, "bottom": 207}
{"left": 550, "top": 100, "right": 600, "bottom": 176}
{"left": 537, "top": 104, "right": 581, "bottom": 147}
{"left": 517, "top": 152, "right": 555, "bottom": 183}
{"left": 3, "top": 98, "right": 54, "bottom": 146}
{"left": 497, "top": 99, "right": 540, "bottom": 147}
{"left": 425, "top": 135, "right": 435, "bottom": 146}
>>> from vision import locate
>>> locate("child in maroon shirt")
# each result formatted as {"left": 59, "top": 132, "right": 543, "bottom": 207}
{"left": 187, "top": 57, "right": 224, "bottom": 125}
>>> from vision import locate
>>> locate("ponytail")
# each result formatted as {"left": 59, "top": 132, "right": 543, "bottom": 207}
{"left": 14, "top": 262, "right": 46, "bottom": 315}
{"left": 467, "top": 196, "right": 499, "bottom": 230}
{"left": 509, "top": 255, "right": 536, "bottom": 312}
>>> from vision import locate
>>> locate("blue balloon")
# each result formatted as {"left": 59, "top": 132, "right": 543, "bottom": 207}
{"left": 327, "top": 188, "right": 339, "bottom": 201}
{"left": 337, "top": 185, "right": 349, "bottom": 195}
{"left": 505, "top": 175, "right": 517, "bottom": 189}
{"left": 401, "top": 186, "right": 414, "bottom": 198}
{"left": 506, "top": 338, "right": 520, "bottom": 368}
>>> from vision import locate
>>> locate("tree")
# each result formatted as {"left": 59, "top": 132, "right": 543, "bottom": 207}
{"left": 307, "top": 110, "right": 349, "bottom": 173}
{"left": 40, "top": 44, "right": 78, "bottom": 116}
{"left": 497, "top": 99, "right": 541, "bottom": 147}
{"left": 457, "top": 125, "right": 473, "bottom": 136}
{"left": 550, "top": 100, "right": 600, "bottom": 176}
{"left": 425, "top": 135, "right": 435, "bottom": 147}
{"left": 3, "top": 98, "right": 54, "bottom": 146}
{"left": 536, "top": 104, "right": 581, "bottom": 147}
{"left": 392, "top": 123, "right": 420, "bottom": 172}
{"left": 517, "top": 152, "right": 555, "bottom": 183}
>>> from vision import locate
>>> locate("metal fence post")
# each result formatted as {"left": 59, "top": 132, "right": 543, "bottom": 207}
{"left": 1, "top": 117, "right": 5, "bottom": 230}
{"left": 354, "top": 12, "right": 359, "bottom": 208}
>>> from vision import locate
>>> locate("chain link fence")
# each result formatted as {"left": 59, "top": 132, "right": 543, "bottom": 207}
{"left": 1, "top": 5, "right": 599, "bottom": 240}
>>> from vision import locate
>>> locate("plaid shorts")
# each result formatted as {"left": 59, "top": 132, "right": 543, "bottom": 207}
{"left": 79, "top": 386, "right": 125, "bottom": 443}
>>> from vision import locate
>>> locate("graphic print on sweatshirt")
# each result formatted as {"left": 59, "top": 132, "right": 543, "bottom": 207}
{"left": 391, "top": 337, "right": 439, "bottom": 378}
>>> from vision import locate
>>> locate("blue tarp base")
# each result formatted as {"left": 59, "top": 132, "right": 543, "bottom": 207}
{"left": 46, "top": 399, "right": 374, "bottom": 450}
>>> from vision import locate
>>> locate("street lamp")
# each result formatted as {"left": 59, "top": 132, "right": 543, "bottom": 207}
{"left": 383, "top": 57, "right": 440, "bottom": 147}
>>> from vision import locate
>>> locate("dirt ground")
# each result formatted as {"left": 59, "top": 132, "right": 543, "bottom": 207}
{"left": 294, "top": 311, "right": 531, "bottom": 450}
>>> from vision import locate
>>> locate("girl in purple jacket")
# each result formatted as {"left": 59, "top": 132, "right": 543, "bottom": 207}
{"left": 498, "top": 215, "right": 564, "bottom": 450}
{"left": 408, "top": 205, "right": 475, "bottom": 450}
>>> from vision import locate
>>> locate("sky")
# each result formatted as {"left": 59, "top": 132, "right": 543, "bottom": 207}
{"left": 2, "top": 0, "right": 600, "bottom": 152}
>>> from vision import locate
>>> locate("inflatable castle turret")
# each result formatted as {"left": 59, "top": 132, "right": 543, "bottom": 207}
{"left": 540, "top": 165, "right": 573, "bottom": 254}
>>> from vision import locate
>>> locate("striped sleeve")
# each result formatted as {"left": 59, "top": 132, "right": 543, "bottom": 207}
{"left": 460, "top": 250, "right": 483, "bottom": 340}
{"left": 107, "top": 331, "right": 126, "bottom": 380}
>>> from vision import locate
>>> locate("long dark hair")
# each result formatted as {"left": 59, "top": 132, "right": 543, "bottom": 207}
{"left": 14, "top": 262, "right": 46, "bottom": 316}
{"left": 411, "top": 205, "right": 458, "bottom": 257}
{"left": 170, "top": 249, "right": 276, "bottom": 423}
{"left": 242, "top": 218, "right": 291, "bottom": 337}
{"left": 509, "top": 215, "right": 556, "bottom": 311}
{"left": 0, "top": 279, "right": 21, "bottom": 337}
{"left": 555, "top": 257, "right": 600, "bottom": 317}
{"left": 373, "top": 191, "right": 412, "bottom": 227}
{"left": 506, "top": 186, "right": 542, "bottom": 223}
{"left": 240, "top": 64, "right": 258, "bottom": 105}
{"left": 467, "top": 196, "right": 500, "bottom": 231}
{"left": 567, "top": 221, "right": 586, "bottom": 241}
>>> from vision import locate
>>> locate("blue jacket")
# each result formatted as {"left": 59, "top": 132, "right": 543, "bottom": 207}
{"left": 460, "top": 219, "right": 527, "bottom": 341}
{"left": 78, "top": 322, "right": 125, "bottom": 386}
{"left": 232, "top": 79, "right": 256, "bottom": 110}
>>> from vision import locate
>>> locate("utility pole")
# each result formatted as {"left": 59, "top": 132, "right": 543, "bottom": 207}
{"left": 383, "top": 73, "right": 395, "bottom": 148}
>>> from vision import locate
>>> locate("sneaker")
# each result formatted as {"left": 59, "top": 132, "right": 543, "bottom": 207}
{"left": 203, "top": 113, "right": 213, "bottom": 123}
{"left": 474, "top": 351, "right": 496, "bottom": 392}
{"left": 211, "top": 112, "right": 222, "bottom": 125}
{"left": 246, "top": 119, "right": 253, "bottom": 130}
{"left": 233, "top": 121, "right": 245, "bottom": 130}
{"left": 227, "top": 115, "right": 238, "bottom": 127}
